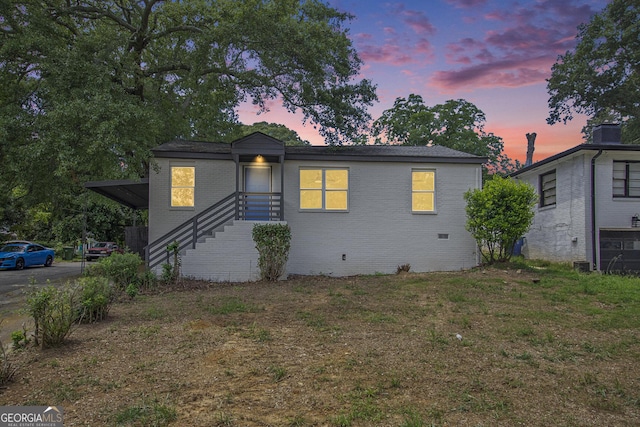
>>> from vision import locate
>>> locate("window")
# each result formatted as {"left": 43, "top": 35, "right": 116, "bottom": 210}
{"left": 539, "top": 170, "right": 556, "bottom": 207}
{"left": 171, "top": 166, "right": 195, "bottom": 207}
{"left": 613, "top": 161, "right": 640, "bottom": 197}
{"left": 300, "top": 168, "right": 348, "bottom": 211}
{"left": 412, "top": 170, "right": 435, "bottom": 213}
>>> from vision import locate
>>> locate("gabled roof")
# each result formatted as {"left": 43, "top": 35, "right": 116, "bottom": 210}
{"left": 511, "top": 143, "right": 640, "bottom": 177}
{"left": 153, "top": 132, "right": 486, "bottom": 164}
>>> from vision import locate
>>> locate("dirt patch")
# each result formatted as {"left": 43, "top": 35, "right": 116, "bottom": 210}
{"left": 1, "top": 269, "right": 639, "bottom": 426}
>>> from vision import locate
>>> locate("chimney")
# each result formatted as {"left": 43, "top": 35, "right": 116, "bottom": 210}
{"left": 525, "top": 132, "right": 536, "bottom": 167}
{"left": 593, "top": 123, "right": 621, "bottom": 144}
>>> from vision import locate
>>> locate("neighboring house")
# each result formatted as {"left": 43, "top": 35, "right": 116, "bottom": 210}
{"left": 89, "top": 132, "right": 485, "bottom": 281}
{"left": 511, "top": 124, "right": 640, "bottom": 274}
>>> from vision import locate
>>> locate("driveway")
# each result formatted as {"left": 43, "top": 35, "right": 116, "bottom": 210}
{"left": 0, "top": 261, "right": 85, "bottom": 299}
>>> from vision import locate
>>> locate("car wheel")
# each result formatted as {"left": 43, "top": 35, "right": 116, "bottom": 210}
{"left": 15, "top": 258, "right": 24, "bottom": 270}
{"left": 44, "top": 255, "right": 53, "bottom": 267}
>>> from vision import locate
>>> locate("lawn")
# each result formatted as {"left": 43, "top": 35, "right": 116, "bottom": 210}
{"left": 1, "top": 261, "right": 639, "bottom": 426}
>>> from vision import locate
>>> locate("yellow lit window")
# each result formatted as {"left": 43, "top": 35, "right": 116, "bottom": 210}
{"left": 171, "top": 166, "right": 195, "bottom": 207}
{"left": 300, "top": 168, "right": 348, "bottom": 211}
{"left": 412, "top": 170, "right": 435, "bottom": 212}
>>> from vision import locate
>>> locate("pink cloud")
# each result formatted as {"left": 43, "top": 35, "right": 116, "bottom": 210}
{"left": 430, "top": 55, "right": 554, "bottom": 91}
{"left": 415, "top": 38, "right": 434, "bottom": 57}
{"left": 401, "top": 10, "right": 437, "bottom": 35}
{"left": 446, "top": 0, "right": 488, "bottom": 8}
{"left": 387, "top": 4, "right": 437, "bottom": 35}
{"left": 432, "top": 0, "right": 602, "bottom": 91}
{"left": 358, "top": 42, "right": 416, "bottom": 65}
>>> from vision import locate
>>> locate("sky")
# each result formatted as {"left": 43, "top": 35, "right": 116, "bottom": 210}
{"left": 238, "top": 0, "right": 611, "bottom": 164}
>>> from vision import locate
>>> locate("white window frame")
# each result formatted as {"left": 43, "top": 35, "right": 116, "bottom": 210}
{"left": 299, "top": 167, "right": 349, "bottom": 212}
{"left": 170, "top": 164, "right": 196, "bottom": 208}
{"left": 411, "top": 169, "right": 436, "bottom": 214}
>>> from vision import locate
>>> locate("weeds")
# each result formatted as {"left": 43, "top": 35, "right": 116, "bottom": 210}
{"left": 0, "top": 322, "right": 17, "bottom": 385}
{"left": 25, "top": 282, "right": 81, "bottom": 348}
{"left": 112, "top": 394, "right": 177, "bottom": 426}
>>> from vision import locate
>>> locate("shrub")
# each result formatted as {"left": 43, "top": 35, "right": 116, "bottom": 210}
{"left": 252, "top": 223, "right": 291, "bottom": 281}
{"left": 0, "top": 322, "right": 17, "bottom": 385}
{"left": 464, "top": 176, "right": 537, "bottom": 264}
{"left": 85, "top": 252, "right": 142, "bottom": 289}
{"left": 11, "top": 326, "right": 29, "bottom": 349}
{"left": 162, "top": 241, "right": 181, "bottom": 284}
{"left": 78, "top": 276, "right": 114, "bottom": 323}
{"left": 25, "top": 283, "right": 81, "bottom": 348}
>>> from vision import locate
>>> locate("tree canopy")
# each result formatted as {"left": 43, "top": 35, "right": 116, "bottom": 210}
{"left": 372, "top": 95, "right": 516, "bottom": 173}
{"left": 0, "top": 0, "right": 376, "bottom": 189}
{"left": 547, "top": 0, "right": 640, "bottom": 143}
{"left": 0, "top": 0, "right": 376, "bottom": 241}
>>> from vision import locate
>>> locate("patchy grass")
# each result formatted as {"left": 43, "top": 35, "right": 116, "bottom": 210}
{"left": 1, "top": 263, "right": 640, "bottom": 426}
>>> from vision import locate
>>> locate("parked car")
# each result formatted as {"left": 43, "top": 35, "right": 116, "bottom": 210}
{"left": 0, "top": 242, "right": 55, "bottom": 270}
{"left": 85, "top": 242, "right": 123, "bottom": 261}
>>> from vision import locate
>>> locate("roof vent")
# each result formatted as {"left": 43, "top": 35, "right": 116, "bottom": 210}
{"left": 593, "top": 123, "right": 621, "bottom": 144}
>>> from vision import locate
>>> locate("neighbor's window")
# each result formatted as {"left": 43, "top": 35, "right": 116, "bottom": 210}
{"left": 613, "top": 161, "right": 640, "bottom": 197}
{"left": 171, "top": 166, "right": 195, "bottom": 207}
{"left": 539, "top": 170, "right": 556, "bottom": 207}
{"left": 300, "top": 168, "right": 348, "bottom": 211}
{"left": 412, "top": 170, "right": 435, "bottom": 213}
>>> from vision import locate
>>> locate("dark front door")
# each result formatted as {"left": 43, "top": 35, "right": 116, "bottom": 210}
{"left": 244, "top": 166, "right": 271, "bottom": 220}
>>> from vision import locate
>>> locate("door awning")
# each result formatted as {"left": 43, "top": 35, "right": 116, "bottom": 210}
{"left": 84, "top": 178, "right": 149, "bottom": 210}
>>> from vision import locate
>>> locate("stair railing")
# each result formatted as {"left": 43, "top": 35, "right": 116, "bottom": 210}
{"left": 145, "top": 192, "right": 282, "bottom": 270}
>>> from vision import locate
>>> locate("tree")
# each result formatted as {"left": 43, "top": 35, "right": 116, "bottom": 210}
{"left": 0, "top": 0, "right": 376, "bottom": 240}
{"left": 231, "top": 122, "right": 310, "bottom": 146}
{"left": 547, "top": 0, "right": 640, "bottom": 143}
{"left": 371, "top": 95, "right": 515, "bottom": 174}
{"left": 464, "top": 176, "right": 537, "bottom": 264}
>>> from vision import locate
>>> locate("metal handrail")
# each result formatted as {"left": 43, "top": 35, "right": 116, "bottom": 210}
{"left": 145, "top": 192, "right": 282, "bottom": 270}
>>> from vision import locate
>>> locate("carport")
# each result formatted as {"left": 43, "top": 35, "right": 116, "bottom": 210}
{"left": 84, "top": 178, "right": 149, "bottom": 258}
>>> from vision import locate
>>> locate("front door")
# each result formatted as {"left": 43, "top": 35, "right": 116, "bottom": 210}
{"left": 244, "top": 166, "right": 272, "bottom": 220}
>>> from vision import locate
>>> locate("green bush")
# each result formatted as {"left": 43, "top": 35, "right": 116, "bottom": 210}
{"left": 0, "top": 322, "right": 17, "bottom": 385}
{"left": 85, "top": 252, "right": 142, "bottom": 289}
{"left": 78, "top": 276, "right": 114, "bottom": 323}
{"left": 252, "top": 223, "right": 291, "bottom": 281}
{"left": 464, "top": 176, "right": 537, "bottom": 264}
{"left": 25, "top": 284, "right": 81, "bottom": 348}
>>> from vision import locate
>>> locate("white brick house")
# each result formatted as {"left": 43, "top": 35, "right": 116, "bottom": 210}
{"left": 137, "top": 132, "right": 485, "bottom": 281}
{"left": 511, "top": 125, "right": 640, "bottom": 273}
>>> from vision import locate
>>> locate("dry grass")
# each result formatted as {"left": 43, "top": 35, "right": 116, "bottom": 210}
{"left": 1, "top": 262, "right": 639, "bottom": 426}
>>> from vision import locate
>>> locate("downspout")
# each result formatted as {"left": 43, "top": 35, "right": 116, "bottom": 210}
{"left": 591, "top": 149, "right": 603, "bottom": 270}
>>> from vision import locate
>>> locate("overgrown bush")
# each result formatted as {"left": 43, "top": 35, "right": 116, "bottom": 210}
{"left": 77, "top": 276, "right": 114, "bottom": 323}
{"left": 0, "top": 322, "right": 17, "bottom": 385}
{"left": 25, "top": 283, "right": 81, "bottom": 348}
{"left": 252, "top": 223, "right": 291, "bottom": 281}
{"left": 85, "top": 252, "right": 142, "bottom": 289}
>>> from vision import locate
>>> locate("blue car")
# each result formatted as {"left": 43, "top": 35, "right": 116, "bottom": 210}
{"left": 0, "top": 242, "right": 55, "bottom": 270}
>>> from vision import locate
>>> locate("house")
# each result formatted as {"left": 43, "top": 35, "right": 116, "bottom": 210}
{"left": 90, "top": 132, "right": 485, "bottom": 281}
{"left": 511, "top": 124, "right": 640, "bottom": 273}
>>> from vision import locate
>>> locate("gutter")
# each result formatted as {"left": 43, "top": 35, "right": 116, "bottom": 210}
{"left": 591, "top": 149, "right": 604, "bottom": 270}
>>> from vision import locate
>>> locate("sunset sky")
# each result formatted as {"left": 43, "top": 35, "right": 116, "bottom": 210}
{"left": 238, "top": 0, "right": 610, "bottom": 164}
